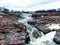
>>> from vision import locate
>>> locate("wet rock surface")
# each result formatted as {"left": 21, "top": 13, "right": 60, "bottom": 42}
{"left": 0, "top": 14, "right": 29, "bottom": 45}
{"left": 28, "top": 12, "right": 60, "bottom": 34}
{"left": 53, "top": 30, "right": 60, "bottom": 44}
{"left": 28, "top": 16, "right": 56, "bottom": 34}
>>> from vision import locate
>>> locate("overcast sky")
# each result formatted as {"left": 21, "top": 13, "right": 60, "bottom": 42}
{"left": 0, "top": 0, "right": 60, "bottom": 11}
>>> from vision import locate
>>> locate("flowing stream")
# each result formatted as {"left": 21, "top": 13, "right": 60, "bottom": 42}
{"left": 18, "top": 13, "right": 57, "bottom": 45}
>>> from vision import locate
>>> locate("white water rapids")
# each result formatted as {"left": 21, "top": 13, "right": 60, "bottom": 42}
{"left": 18, "top": 13, "right": 57, "bottom": 45}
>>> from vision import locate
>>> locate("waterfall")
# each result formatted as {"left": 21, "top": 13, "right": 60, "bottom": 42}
{"left": 18, "top": 13, "right": 57, "bottom": 45}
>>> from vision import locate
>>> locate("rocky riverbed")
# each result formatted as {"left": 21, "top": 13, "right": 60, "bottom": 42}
{"left": 0, "top": 13, "right": 60, "bottom": 45}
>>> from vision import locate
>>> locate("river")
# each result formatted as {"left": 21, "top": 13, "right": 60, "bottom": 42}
{"left": 18, "top": 13, "right": 57, "bottom": 45}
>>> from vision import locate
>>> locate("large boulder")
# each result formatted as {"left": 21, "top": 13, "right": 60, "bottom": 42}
{"left": 28, "top": 20, "right": 35, "bottom": 25}
{"left": 53, "top": 30, "right": 60, "bottom": 44}
{"left": 35, "top": 24, "right": 51, "bottom": 34}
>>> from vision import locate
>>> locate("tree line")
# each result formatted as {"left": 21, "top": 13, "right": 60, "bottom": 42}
{"left": 35, "top": 8, "right": 60, "bottom": 13}
{"left": 0, "top": 7, "right": 60, "bottom": 13}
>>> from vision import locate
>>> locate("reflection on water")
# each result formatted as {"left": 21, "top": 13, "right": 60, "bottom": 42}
{"left": 18, "top": 13, "right": 57, "bottom": 45}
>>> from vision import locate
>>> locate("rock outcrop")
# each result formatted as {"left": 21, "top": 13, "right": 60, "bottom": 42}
{"left": 28, "top": 16, "right": 56, "bottom": 34}
{"left": 0, "top": 14, "right": 30, "bottom": 45}
{"left": 53, "top": 30, "right": 60, "bottom": 44}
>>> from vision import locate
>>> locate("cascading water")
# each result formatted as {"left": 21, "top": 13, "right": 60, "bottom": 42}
{"left": 18, "top": 13, "right": 57, "bottom": 45}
